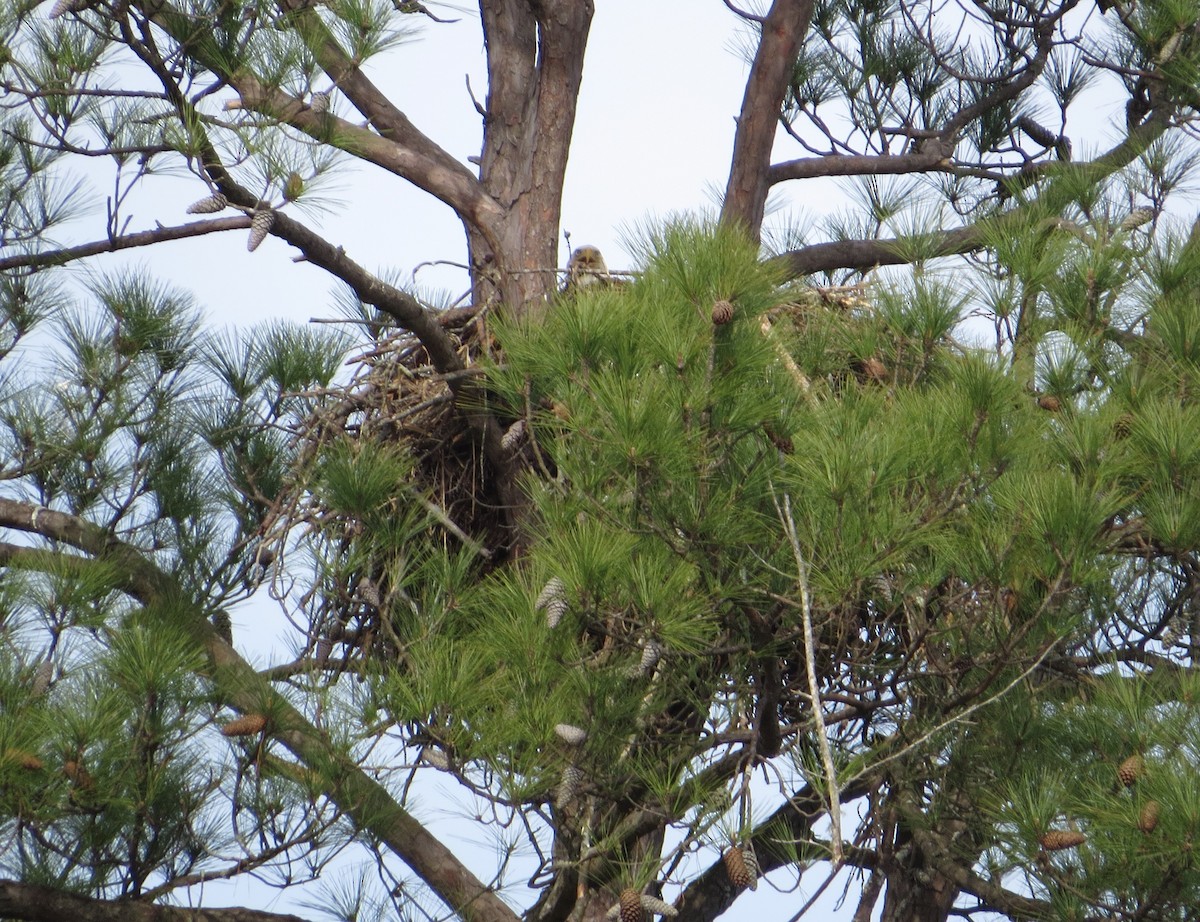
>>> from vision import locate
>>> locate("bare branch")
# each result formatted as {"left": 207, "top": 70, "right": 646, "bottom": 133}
{"left": 0, "top": 217, "right": 250, "bottom": 273}
{"left": 0, "top": 879, "right": 308, "bottom": 922}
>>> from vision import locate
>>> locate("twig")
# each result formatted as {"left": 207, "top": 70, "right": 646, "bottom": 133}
{"left": 772, "top": 488, "right": 843, "bottom": 867}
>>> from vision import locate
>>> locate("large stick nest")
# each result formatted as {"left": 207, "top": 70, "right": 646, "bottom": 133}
{"left": 252, "top": 280, "right": 874, "bottom": 670}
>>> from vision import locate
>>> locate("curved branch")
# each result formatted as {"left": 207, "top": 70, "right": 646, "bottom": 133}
{"left": 774, "top": 108, "right": 1174, "bottom": 278}
{"left": 0, "top": 880, "right": 306, "bottom": 922}
{"left": 0, "top": 498, "right": 519, "bottom": 922}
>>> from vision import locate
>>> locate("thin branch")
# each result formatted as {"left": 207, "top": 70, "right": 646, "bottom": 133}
{"left": 0, "top": 217, "right": 250, "bottom": 273}
{"left": 773, "top": 490, "right": 843, "bottom": 867}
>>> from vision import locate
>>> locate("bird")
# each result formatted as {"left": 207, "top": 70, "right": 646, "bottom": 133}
{"left": 563, "top": 245, "right": 612, "bottom": 292}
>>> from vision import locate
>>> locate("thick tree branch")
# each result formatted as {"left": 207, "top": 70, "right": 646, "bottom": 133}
{"left": 768, "top": 149, "right": 953, "bottom": 185}
{"left": 775, "top": 108, "right": 1174, "bottom": 278}
{"left": 672, "top": 780, "right": 874, "bottom": 922}
{"left": 0, "top": 880, "right": 307, "bottom": 922}
{"left": 721, "top": 0, "right": 815, "bottom": 239}
{"left": 0, "top": 498, "right": 520, "bottom": 922}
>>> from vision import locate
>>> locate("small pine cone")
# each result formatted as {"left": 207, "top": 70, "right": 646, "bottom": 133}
{"left": 247, "top": 209, "right": 275, "bottom": 252}
{"left": 1120, "top": 207, "right": 1155, "bottom": 231}
{"left": 535, "top": 576, "right": 566, "bottom": 610}
{"left": 221, "top": 714, "right": 268, "bottom": 737}
{"left": 30, "top": 660, "right": 53, "bottom": 698}
{"left": 283, "top": 171, "right": 304, "bottom": 202}
{"left": 1113, "top": 412, "right": 1134, "bottom": 439}
{"left": 1039, "top": 829, "right": 1086, "bottom": 851}
{"left": 1037, "top": 394, "right": 1061, "bottom": 412}
{"left": 628, "top": 639, "right": 663, "bottom": 679}
{"left": 617, "top": 888, "right": 645, "bottom": 922}
{"left": 1016, "top": 115, "right": 1058, "bottom": 149}
{"left": 356, "top": 577, "right": 383, "bottom": 609}
{"left": 5, "top": 749, "right": 44, "bottom": 771}
{"left": 186, "top": 192, "right": 228, "bottom": 214}
{"left": 315, "top": 636, "right": 334, "bottom": 665}
{"left": 723, "top": 846, "right": 754, "bottom": 890}
{"left": 501, "top": 419, "right": 527, "bottom": 451}
{"left": 554, "top": 723, "right": 588, "bottom": 746}
{"left": 309, "top": 91, "right": 330, "bottom": 113}
{"left": 762, "top": 423, "right": 794, "bottom": 454}
{"left": 638, "top": 895, "right": 677, "bottom": 918}
{"left": 1138, "top": 800, "right": 1160, "bottom": 834}
{"left": 1117, "top": 754, "right": 1145, "bottom": 787}
{"left": 859, "top": 356, "right": 887, "bottom": 382}
{"left": 49, "top": 0, "right": 89, "bottom": 18}
{"left": 1162, "top": 617, "right": 1184, "bottom": 648}
{"left": 741, "top": 845, "right": 759, "bottom": 889}
{"left": 421, "top": 748, "right": 450, "bottom": 770}
{"left": 63, "top": 760, "right": 94, "bottom": 789}
{"left": 711, "top": 299, "right": 734, "bottom": 325}
{"left": 535, "top": 576, "right": 569, "bottom": 627}
{"left": 545, "top": 596, "right": 568, "bottom": 628}
{"left": 554, "top": 764, "right": 583, "bottom": 808}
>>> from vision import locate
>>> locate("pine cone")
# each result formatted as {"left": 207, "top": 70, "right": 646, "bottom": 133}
{"left": 63, "top": 760, "right": 94, "bottom": 790}
{"left": 211, "top": 611, "right": 233, "bottom": 645}
{"left": 554, "top": 723, "right": 588, "bottom": 746}
{"left": 5, "top": 749, "right": 44, "bottom": 771}
{"left": 30, "top": 660, "right": 53, "bottom": 698}
{"left": 186, "top": 192, "right": 228, "bottom": 214}
{"left": 221, "top": 714, "right": 268, "bottom": 737}
{"left": 501, "top": 419, "right": 527, "bottom": 451}
{"left": 247, "top": 209, "right": 275, "bottom": 252}
{"left": 859, "top": 356, "right": 887, "bottom": 382}
{"left": 309, "top": 91, "right": 331, "bottom": 113}
{"left": 536, "top": 577, "right": 569, "bottom": 627}
{"left": 618, "top": 889, "right": 644, "bottom": 922}
{"left": 627, "top": 639, "right": 663, "bottom": 679}
{"left": 1138, "top": 800, "right": 1160, "bottom": 834}
{"left": 1038, "top": 829, "right": 1086, "bottom": 851}
{"left": 1117, "top": 754, "right": 1145, "bottom": 788}
{"left": 535, "top": 576, "right": 566, "bottom": 610}
{"left": 605, "top": 892, "right": 677, "bottom": 921}
{"left": 49, "top": 0, "right": 90, "bottom": 18}
{"left": 711, "top": 299, "right": 734, "bottom": 325}
{"left": 638, "top": 895, "right": 677, "bottom": 918}
{"left": 554, "top": 764, "right": 583, "bottom": 808}
{"left": 1037, "top": 394, "right": 1061, "bottom": 412}
{"left": 1120, "top": 207, "right": 1155, "bottom": 231}
{"left": 723, "top": 846, "right": 754, "bottom": 890}
{"left": 1113, "top": 412, "right": 1134, "bottom": 439}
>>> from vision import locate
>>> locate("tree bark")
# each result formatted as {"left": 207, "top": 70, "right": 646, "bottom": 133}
{"left": 0, "top": 879, "right": 307, "bottom": 922}
{"left": 720, "top": 0, "right": 815, "bottom": 240}
{"left": 475, "top": 0, "right": 595, "bottom": 320}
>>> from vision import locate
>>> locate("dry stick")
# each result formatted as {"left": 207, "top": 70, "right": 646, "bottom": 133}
{"left": 772, "top": 488, "right": 843, "bottom": 867}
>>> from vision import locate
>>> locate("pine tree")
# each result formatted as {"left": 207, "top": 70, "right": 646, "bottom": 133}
{"left": 2, "top": 2, "right": 1200, "bottom": 922}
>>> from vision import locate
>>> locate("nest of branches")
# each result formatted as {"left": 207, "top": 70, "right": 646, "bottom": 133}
{"left": 251, "top": 278, "right": 876, "bottom": 671}
{"left": 249, "top": 301, "right": 511, "bottom": 669}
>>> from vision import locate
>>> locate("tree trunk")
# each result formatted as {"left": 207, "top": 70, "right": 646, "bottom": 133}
{"left": 473, "top": 0, "right": 594, "bottom": 321}
{"left": 720, "top": 0, "right": 814, "bottom": 241}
